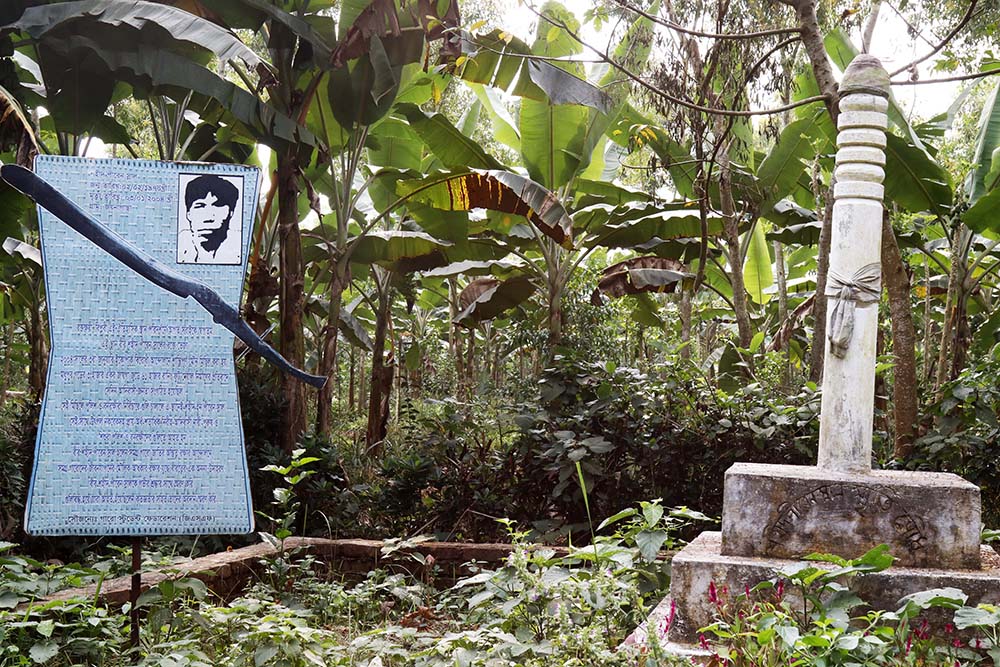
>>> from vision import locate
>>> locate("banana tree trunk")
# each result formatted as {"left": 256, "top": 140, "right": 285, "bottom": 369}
{"left": 935, "top": 225, "right": 970, "bottom": 394}
{"left": 680, "top": 290, "right": 692, "bottom": 361}
{"left": 810, "top": 190, "right": 835, "bottom": 382}
{"left": 0, "top": 321, "right": 13, "bottom": 407}
{"left": 277, "top": 149, "right": 306, "bottom": 452}
{"left": 546, "top": 241, "right": 566, "bottom": 352}
{"left": 448, "top": 279, "right": 465, "bottom": 398}
{"left": 718, "top": 152, "right": 752, "bottom": 348}
{"left": 365, "top": 277, "right": 393, "bottom": 454}
{"left": 28, "top": 284, "right": 47, "bottom": 398}
{"left": 781, "top": 0, "right": 840, "bottom": 383}
{"left": 316, "top": 270, "right": 346, "bottom": 437}
{"left": 881, "top": 217, "right": 918, "bottom": 459}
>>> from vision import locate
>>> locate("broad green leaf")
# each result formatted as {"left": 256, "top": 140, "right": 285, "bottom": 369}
{"left": 954, "top": 605, "right": 1000, "bottom": 629}
{"left": 896, "top": 587, "right": 968, "bottom": 613}
{"left": 591, "top": 256, "right": 688, "bottom": 305}
{"left": 518, "top": 2, "right": 591, "bottom": 190}
{"left": 11, "top": 0, "right": 261, "bottom": 65}
{"left": 519, "top": 97, "right": 589, "bottom": 190}
{"left": 457, "top": 30, "right": 608, "bottom": 110}
{"left": 198, "top": 0, "right": 332, "bottom": 61}
{"left": 421, "top": 258, "right": 525, "bottom": 278}
{"left": 349, "top": 230, "right": 452, "bottom": 266}
{"left": 395, "top": 103, "right": 503, "bottom": 169}
{"left": 333, "top": 0, "right": 460, "bottom": 67}
{"left": 576, "top": 202, "right": 724, "bottom": 247}
{"left": 574, "top": 178, "right": 653, "bottom": 208}
{"left": 470, "top": 83, "right": 520, "bottom": 151}
{"left": 634, "top": 529, "right": 668, "bottom": 561}
{"left": 458, "top": 98, "right": 481, "bottom": 136}
{"left": 455, "top": 275, "right": 536, "bottom": 326}
{"left": 632, "top": 125, "right": 697, "bottom": 198}
{"left": 396, "top": 170, "right": 573, "bottom": 247}
{"left": 969, "top": 82, "right": 1000, "bottom": 202}
{"left": 624, "top": 292, "right": 661, "bottom": 328}
{"left": 767, "top": 220, "right": 821, "bottom": 246}
{"left": 743, "top": 220, "right": 773, "bottom": 304}
{"left": 328, "top": 32, "right": 421, "bottom": 128}
{"left": 29, "top": 641, "right": 58, "bottom": 664}
{"left": 965, "top": 186, "right": 1000, "bottom": 233}
{"left": 44, "top": 35, "right": 318, "bottom": 149}
{"left": 368, "top": 118, "right": 423, "bottom": 170}
{"left": 764, "top": 199, "right": 817, "bottom": 228}
{"left": 339, "top": 308, "right": 373, "bottom": 351}
{"left": 884, "top": 133, "right": 953, "bottom": 214}
{"left": 756, "top": 113, "right": 826, "bottom": 207}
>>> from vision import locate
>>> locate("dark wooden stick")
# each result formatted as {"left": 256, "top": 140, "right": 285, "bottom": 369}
{"left": 130, "top": 538, "right": 140, "bottom": 650}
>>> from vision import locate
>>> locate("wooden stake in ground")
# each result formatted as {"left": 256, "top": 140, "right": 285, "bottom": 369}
{"left": 130, "top": 538, "right": 140, "bottom": 651}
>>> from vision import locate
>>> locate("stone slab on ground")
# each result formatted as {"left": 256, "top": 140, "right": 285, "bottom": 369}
{"left": 666, "top": 532, "right": 1000, "bottom": 645}
{"left": 722, "top": 463, "right": 982, "bottom": 569}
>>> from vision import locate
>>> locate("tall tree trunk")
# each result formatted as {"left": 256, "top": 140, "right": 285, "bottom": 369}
{"left": 28, "top": 289, "right": 47, "bottom": 398}
{"left": 316, "top": 270, "right": 346, "bottom": 437}
{"left": 718, "top": 146, "right": 752, "bottom": 348}
{"left": 358, "top": 351, "right": 366, "bottom": 413}
{"left": 467, "top": 329, "right": 476, "bottom": 388}
{"left": 277, "top": 149, "right": 306, "bottom": 452}
{"left": 349, "top": 346, "right": 356, "bottom": 410}
{"left": 547, "top": 263, "right": 564, "bottom": 350}
{"left": 0, "top": 320, "right": 13, "bottom": 407}
{"left": 935, "top": 225, "right": 970, "bottom": 393}
{"left": 774, "top": 239, "right": 791, "bottom": 388}
{"left": 679, "top": 290, "right": 692, "bottom": 361}
{"left": 366, "top": 278, "right": 393, "bottom": 454}
{"left": 780, "top": 0, "right": 840, "bottom": 383}
{"left": 922, "top": 256, "right": 934, "bottom": 382}
{"left": 810, "top": 190, "right": 835, "bottom": 382}
{"left": 779, "top": 0, "right": 840, "bottom": 123}
{"left": 881, "top": 217, "right": 918, "bottom": 459}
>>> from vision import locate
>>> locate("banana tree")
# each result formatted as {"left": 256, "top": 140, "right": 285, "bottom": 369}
{"left": 390, "top": 1, "right": 664, "bottom": 351}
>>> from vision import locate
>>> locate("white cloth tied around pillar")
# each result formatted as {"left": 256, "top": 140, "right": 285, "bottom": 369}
{"left": 825, "top": 262, "right": 881, "bottom": 358}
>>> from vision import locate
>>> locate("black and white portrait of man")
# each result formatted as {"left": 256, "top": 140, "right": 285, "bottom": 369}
{"left": 177, "top": 174, "right": 243, "bottom": 265}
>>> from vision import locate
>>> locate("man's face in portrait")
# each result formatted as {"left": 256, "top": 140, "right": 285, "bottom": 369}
{"left": 178, "top": 173, "right": 242, "bottom": 264}
{"left": 187, "top": 190, "right": 232, "bottom": 247}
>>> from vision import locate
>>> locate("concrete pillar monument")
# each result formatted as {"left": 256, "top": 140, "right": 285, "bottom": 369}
{"left": 629, "top": 55, "right": 1000, "bottom": 656}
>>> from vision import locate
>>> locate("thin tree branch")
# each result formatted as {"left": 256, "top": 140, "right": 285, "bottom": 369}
{"left": 612, "top": 0, "right": 801, "bottom": 40}
{"left": 884, "top": 1, "right": 937, "bottom": 48}
{"left": 890, "top": 67, "right": 1000, "bottom": 85}
{"left": 888, "top": 0, "right": 978, "bottom": 77}
{"left": 526, "top": 4, "right": 825, "bottom": 117}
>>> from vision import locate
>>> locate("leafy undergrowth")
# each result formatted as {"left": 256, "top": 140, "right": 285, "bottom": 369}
{"left": 693, "top": 546, "right": 1000, "bottom": 667}
{"left": 0, "top": 501, "right": 702, "bottom": 667}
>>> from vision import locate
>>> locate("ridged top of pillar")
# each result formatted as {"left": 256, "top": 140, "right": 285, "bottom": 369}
{"left": 839, "top": 54, "right": 890, "bottom": 99}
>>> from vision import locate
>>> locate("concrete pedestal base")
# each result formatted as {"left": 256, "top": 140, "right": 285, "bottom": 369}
{"left": 655, "top": 532, "right": 1000, "bottom": 648}
{"left": 722, "top": 463, "right": 982, "bottom": 569}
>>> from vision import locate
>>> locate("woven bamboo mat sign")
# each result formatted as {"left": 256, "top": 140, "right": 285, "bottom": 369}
{"left": 4, "top": 156, "right": 324, "bottom": 537}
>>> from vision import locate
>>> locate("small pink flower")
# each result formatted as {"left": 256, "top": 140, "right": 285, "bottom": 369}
{"left": 658, "top": 599, "right": 677, "bottom": 637}
{"left": 708, "top": 581, "right": 719, "bottom": 606}
{"left": 699, "top": 633, "right": 710, "bottom": 650}
{"left": 945, "top": 622, "right": 955, "bottom": 634}
{"left": 775, "top": 579, "right": 785, "bottom": 602}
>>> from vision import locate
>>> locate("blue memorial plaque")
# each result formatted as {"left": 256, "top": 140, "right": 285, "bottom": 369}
{"left": 26, "top": 156, "right": 261, "bottom": 536}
